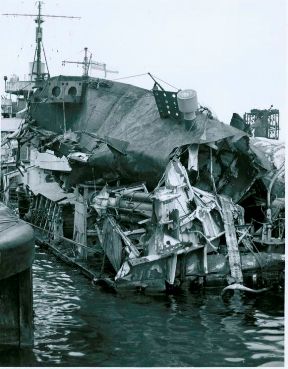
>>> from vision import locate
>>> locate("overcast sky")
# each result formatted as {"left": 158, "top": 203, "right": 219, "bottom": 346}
{"left": 1, "top": 0, "right": 286, "bottom": 135}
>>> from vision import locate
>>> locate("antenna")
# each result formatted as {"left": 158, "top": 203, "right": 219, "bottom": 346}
{"left": 62, "top": 47, "right": 118, "bottom": 78}
{"left": 3, "top": 1, "right": 81, "bottom": 86}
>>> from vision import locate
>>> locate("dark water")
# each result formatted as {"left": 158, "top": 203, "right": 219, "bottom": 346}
{"left": 0, "top": 246, "right": 284, "bottom": 367}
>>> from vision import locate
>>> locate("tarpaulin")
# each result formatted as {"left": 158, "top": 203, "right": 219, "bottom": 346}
{"left": 30, "top": 77, "right": 247, "bottom": 188}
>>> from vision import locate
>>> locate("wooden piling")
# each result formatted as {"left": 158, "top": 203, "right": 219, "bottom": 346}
{"left": 0, "top": 203, "right": 34, "bottom": 347}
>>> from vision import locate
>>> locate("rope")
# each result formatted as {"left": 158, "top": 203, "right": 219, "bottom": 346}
{"left": 112, "top": 73, "right": 148, "bottom": 81}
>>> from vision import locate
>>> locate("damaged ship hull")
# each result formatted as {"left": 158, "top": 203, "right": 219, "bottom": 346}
{"left": 16, "top": 76, "right": 284, "bottom": 291}
{"left": 8, "top": 73, "right": 285, "bottom": 295}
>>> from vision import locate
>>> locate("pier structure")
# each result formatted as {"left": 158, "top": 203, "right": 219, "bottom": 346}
{"left": 0, "top": 203, "right": 34, "bottom": 347}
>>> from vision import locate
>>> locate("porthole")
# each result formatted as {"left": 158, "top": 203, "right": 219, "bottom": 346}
{"left": 52, "top": 86, "right": 61, "bottom": 97}
{"left": 68, "top": 86, "right": 77, "bottom": 96}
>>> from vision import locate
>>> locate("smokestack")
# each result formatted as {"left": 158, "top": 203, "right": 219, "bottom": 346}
{"left": 177, "top": 89, "right": 198, "bottom": 130}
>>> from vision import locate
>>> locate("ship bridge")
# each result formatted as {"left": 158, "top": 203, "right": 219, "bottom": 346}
{"left": 5, "top": 78, "right": 34, "bottom": 97}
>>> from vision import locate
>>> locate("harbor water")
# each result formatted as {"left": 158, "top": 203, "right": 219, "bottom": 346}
{"left": 0, "top": 245, "right": 284, "bottom": 367}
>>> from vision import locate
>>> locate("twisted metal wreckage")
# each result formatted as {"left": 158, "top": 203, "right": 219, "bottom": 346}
{"left": 9, "top": 75, "right": 285, "bottom": 294}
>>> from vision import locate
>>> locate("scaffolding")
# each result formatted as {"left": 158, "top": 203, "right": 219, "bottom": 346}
{"left": 244, "top": 108, "right": 279, "bottom": 140}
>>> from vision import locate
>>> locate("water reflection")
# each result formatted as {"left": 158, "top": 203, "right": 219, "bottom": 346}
{"left": 0, "top": 246, "right": 284, "bottom": 367}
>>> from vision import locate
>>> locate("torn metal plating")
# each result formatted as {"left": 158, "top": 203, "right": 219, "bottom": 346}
{"left": 88, "top": 156, "right": 284, "bottom": 292}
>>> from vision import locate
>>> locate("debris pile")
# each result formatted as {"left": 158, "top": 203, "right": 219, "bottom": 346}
{"left": 4, "top": 78, "right": 285, "bottom": 293}
{"left": 85, "top": 151, "right": 284, "bottom": 292}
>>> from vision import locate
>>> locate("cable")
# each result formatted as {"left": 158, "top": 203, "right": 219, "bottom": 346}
{"left": 29, "top": 45, "right": 37, "bottom": 82}
{"left": 41, "top": 41, "right": 50, "bottom": 77}
{"left": 112, "top": 72, "right": 148, "bottom": 81}
{"left": 150, "top": 73, "right": 179, "bottom": 91}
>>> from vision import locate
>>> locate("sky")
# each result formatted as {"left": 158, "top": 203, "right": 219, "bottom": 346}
{"left": 1, "top": 0, "right": 286, "bottom": 135}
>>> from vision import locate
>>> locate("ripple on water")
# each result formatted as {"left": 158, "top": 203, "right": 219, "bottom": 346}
{"left": 68, "top": 351, "right": 85, "bottom": 357}
{"left": 245, "top": 342, "right": 283, "bottom": 352}
{"left": 251, "top": 352, "right": 284, "bottom": 360}
{"left": 2, "top": 248, "right": 281, "bottom": 367}
{"left": 262, "top": 335, "right": 284, "bottom": 342}
{"left": 225, "top": 357, "right": 245, "bottom": 363}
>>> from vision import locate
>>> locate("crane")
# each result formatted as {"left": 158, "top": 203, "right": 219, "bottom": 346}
{"left": 62, "top": 47, "right": 119, "bottom": 78}
{"left": 3, "top": 1, "right": 80, "bottom": 86}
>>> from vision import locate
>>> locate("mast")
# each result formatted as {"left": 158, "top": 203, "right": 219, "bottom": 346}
{"left": 83, "top": 47, "right": 89, "bottom": 77}
{"left": 3, "top": 1, "right": 81, "bottom": 87}
{"left": 35, "top": 1, "right": 44, "bottom": 85}
{"left": 62, "top": 47, "right": 118, "bottom": 78}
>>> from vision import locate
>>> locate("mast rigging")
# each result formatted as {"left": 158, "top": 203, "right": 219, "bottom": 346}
{"left": 2, "top": 1, "right": 81, "bottom": 85}
{"left": 62, "top": 47, "right": 119, "bottom": 78}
